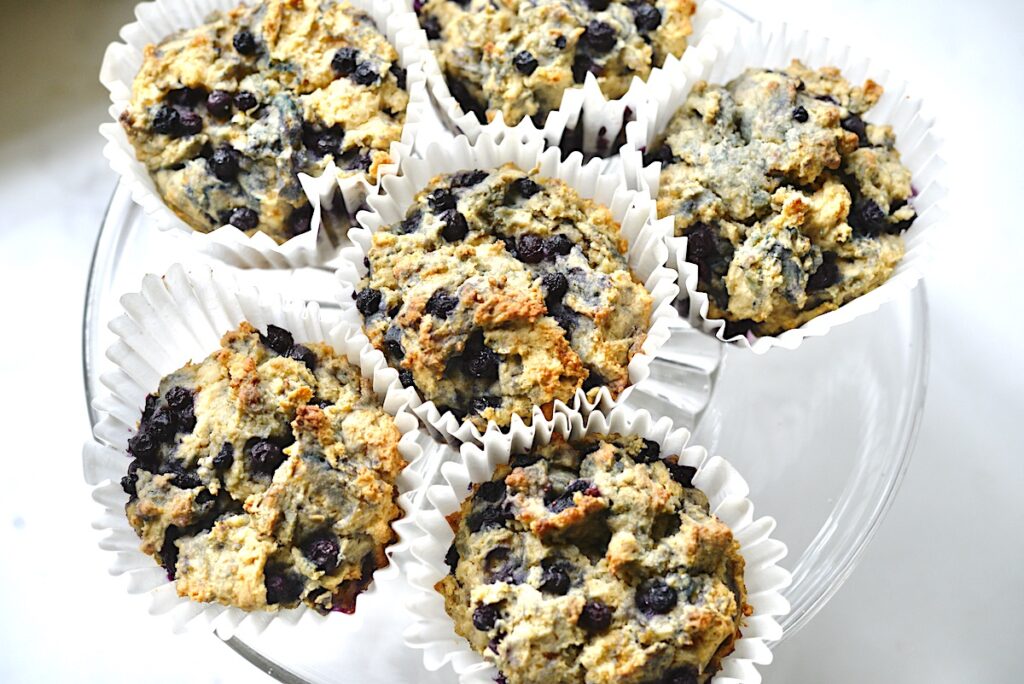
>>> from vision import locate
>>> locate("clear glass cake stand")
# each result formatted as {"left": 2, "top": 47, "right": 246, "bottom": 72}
{"left": 82, "top": 181, "right": 928, "bottom": 683}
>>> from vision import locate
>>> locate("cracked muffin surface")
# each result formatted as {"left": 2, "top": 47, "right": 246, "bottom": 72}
{"left": 652, "top": 60, "right": 917, "bottom": 336}
{"left": 418, "top": 0, "right": 696, "bottom": 126}
{"left": 354, "top": 164, "right": 652, "bottom": 431}
{"left": 120, "top": 0, "right": 409, "bottom": 243}
{"left": 121, "top": 322, "right": 405, "bottom": 613}
{"left": 437, "top": 433, "right": 748, "bottom": 684}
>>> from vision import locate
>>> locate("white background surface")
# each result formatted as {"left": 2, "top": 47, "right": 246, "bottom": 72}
{"left": 0, "top": 0, "right": 1021, "bottom": 681}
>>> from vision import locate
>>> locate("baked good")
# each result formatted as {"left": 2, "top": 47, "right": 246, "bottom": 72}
{"left": 354, "top": 163, "right": 652, "bottom": 431}
{"left": 119, "top": 0, "right": 409, "bottom": 244}
{"left": 120, "top": 322, "right": 405, "bottom": 613}
{"left": 417, "top": 0, "right": 696, "bottom": 126}
{"left": 651, "top": 60, "right": 918, "bottom": 336}
{"left": 437, "top": 433, "right": 748, "bottom": 684}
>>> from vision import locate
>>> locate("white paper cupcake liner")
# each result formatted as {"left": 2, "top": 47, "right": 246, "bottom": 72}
{"left": 335, "top": 132, "right": 680, "bottom": 445}
{"left": 620, "top": 20, "right": 947, "bottom": 353}
{"left": 82, "top": 262, "right": 428, "bottom": 636}
{"left": 99, "top": 0, "right": 432, "bottom": 269}
{"left": 418, "top": 0, "right": 729, "bottom": 158}
{"left": 401, "top": 403, "right": 791, "bottom": 684}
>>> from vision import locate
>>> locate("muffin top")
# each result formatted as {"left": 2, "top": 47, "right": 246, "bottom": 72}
{"left": 437, "top": 433, "right": 748, "bottom": 684}
{"left": 120, "top": 0, "right": 409, "bottom": 243}
{"left": 354, "top": 164, "right": 652, "bottom": 431}
{"left": 652, "top": 60, "right": 917, "bottom": 336}
{"left": 121, "top": 322, "right": 405, "bottom": 613}
{"left": 418, "top": 0, "right": 696, "bottom": 126}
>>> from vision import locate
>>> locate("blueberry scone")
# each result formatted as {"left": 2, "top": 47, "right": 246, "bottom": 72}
{"left": 651, "top": 60, "right": 918, "bottom": 336}
{"left": 354, "top": 164, "right": 652, "bottom": 431}
{"left": 417, "top": 0, "right": 696, "bottom": 126}
{"left": 120, "top": 322, "right": 405, "bottom": 613}
{"left": 120, "top": 0, "right": 409, "bottom": 243}
{"left": 438, "top": 434, "right": 748, "bottom": 684}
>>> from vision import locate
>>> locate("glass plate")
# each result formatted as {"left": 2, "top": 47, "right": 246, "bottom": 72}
{"left": 83, "top": 183, "right": 927, "bottom": 683}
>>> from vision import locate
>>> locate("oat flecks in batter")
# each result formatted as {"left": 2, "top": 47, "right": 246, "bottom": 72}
{"left": 438, "top": 434, "right": 748, "bottom": 684}
{"left": 355, "top": 164, "right": 652, "bottom": 431}
{"left": 419, "top": 0, "right": 696, "bottom": 126}
{"left": 654, "top": 60, "right": 917, "bottom": 336}
{"left": 120, "top": 0, "right": 409, "bottom": 243}
{"left": 121, "top": 322, "right": 405, "bottom": 613}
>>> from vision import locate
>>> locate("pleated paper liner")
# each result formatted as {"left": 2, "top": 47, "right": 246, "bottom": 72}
{"left": 402, "top": 403, "right": 792, "bottom": 684}
{"left": 99, "top": 0, "right": 432, "bottom": 268}
{"left": 334, "top": 132, "right": 680, "bottom": 445}
{"left": 82, "top": 263, "right": 427, "bottom": 635}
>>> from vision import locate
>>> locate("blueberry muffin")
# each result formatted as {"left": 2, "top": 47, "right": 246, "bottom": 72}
{"left": 438, "top": 433, "right": 748, "bottom": 684}
{"left": 650, "top": 60, "right": 918, "bottom": 336}
{"left": 120, "top": 0, "right": 409, "bottom": 244}
{"left": 417, "top": 0, "right": 696, "bottom": 126}
{"left": 120, "top": 322, "right": 405, "bottom": 613}
{"left": 354, "top": 164, "right": 652, "bottom": 431}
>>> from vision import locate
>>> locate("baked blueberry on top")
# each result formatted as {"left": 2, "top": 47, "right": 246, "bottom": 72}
{"left": 653, "top": 60, "right": 918, "bottom": 336}
{"left": 119, "top": 0, "right": 409, "bottom": 244}
{"left": 417, "top": 0, "right": 696, "bottom": 126}
{"left": 355, "top": 164, "right": 652, "bottom": 430}
{"left": 437, "top": 434, "right": 748, "bottom": 684}
{"left": 122, "top": 323, "right": 405, "bottom": 613}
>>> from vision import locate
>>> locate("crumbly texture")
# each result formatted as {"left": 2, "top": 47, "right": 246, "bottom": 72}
{"left": 121, "top": 322, "right": 405, "bottom": 613}
{"left": 419, "top": 0, "right": 696, "bottom": 126}
{"left": 437, "top": 434, "right": 748, "bottom": 684}
{"left": 653, "top": 60, "right": 917, "bottom": 336}
{"left": 355, "top": 164, "right": 652, "bottom": 431}
{"left": 120, "top": 0, "right": 409, "bottom": 243}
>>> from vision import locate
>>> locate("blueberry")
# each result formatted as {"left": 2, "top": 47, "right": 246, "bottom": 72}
{"left": 472, "top": 604, "right": 501, "bottom": 631}
{"left": 666, "top": 460, "right": 697, "bottom": 488}
{"left": 127, "top": 430, "right": 158, "bottom": 463}
{"left": 210, "top": 146, "right": 240, "bottom": 181}
{"left": 398, "top": 210, "right": 422, "bottom": 234}
{"left": 586, "top": 0, "right": 610, "bottom": 9}
{"left": 511, "top": 177, "right": 542, "bottom": 198}
{"left": 247, "top": 438, "right": 287, "bottom": 477}
{"left": 213, "top": 443, "right": 234, "bottom": 470}
{"left": 583, "top": 21, "right": 617, "bottom": 53}
{"left": 426, "top": 290, "right": 459, "bottom": 318}
{"left": 332, "top": 47, "right": 359, "bottom": 76}
{"left": 288, "top": 204, "right": 314, "bottom": 236}
{"left": 440, "top": 209, "right": 469, "bottom": 241}
{"left": 545, "top": 234, "right": 573, "bottom": 257}
{"left": 352, "top": 62, "right": 380, "bottom": 86}
{"left": 228, "top": 207, "right": 259, "bottom": 231}
{"left": 286, "top": 344, "right": 317, "bottom": 370}
{"left": 389, "top": 63, "right": 407, "bottom": 89}
{"left": 554, "top": 35, "right": 567, "bottom": 50}
{"left": 398, "top": 369, "right": 416, "bottom": 389}
{"left": 465, "top": 347, "right": 500, "bottom": 380}
{"left": 121, "top": 460, "right": 140, "bottom": 498}
{"left": 550, "top": 304, "right": 578, "bottom": 336}
{"left": 471, "top": 395, "right": 502, "bottom": 414}
{"left": 661, "top": 667, "right": 699, "bottom": 684}
{"left": 466, "top": 504, "right": 512, "bottom": 532}
{"left": 849, "top": 197, "right": 887, "bottom": 236}
{"left": 806, "top": 252, "right": 840, "bottom": 291}
{"left": 450, "top": 169, "right": 489, "bottom": 188}
{"left": 476, "top": 480, "right": 507, "bottom": 503}
{"left": 304, "top": 125, "right": 344, "bottom": 157}
{"left": 173, "top": 402, "right": 197, "bottom": 434}
{"left": 148, "top": 409, "right": 177, "bottom": 442}
{"left": 515, "top": 233, "right": 546, "bottom": 264}
{"left": 233, "top": 29, "right": 257, "bottom": 56}
{"left": 206, "top": 90, "right": 233, "bottom": 118}
{"left": 427, "top": 188, "right": 456, "bottom": 212}
{"left": 302, "top": 531, "right": 341, "bottom": 572}
{"left": 635, "top": 438, "right": 661, "bottom": 464}
{"left": 165, "top": 386, "right": 192, "bottom": 412}
{"left": 684, "top": 223, "right": 719, "bottom": 282}
{"left": 547, "top": 480, "right": 588, "bottom": 513}
{"left": 142, "top": 394, "right": 160, "bottom": 423}
{"left": 355, "top": 288, "right": 383, "bottom": 316}
{"left": 792, "top": 105, "right": 809, "bottom": 123}
{"left": 421, "top": 15, "right": 441, "bottom": 40}
{"left": 166, "top": 87, "right": 206, "bottom": 107}
{"left": 513, "top": 51, "right": 539, "bottom": 76}
{"left": 542, "top": 272, "right": 569, "bottom": 302}
{"left": 383, "top": 326, "right": 405, "bottom": 360}
{"left": 264, "top": 571, "right": 303, "bottom": 605}
{"left": 577, "top": 599, "right": 612, "bottom": 633}
{"left": 233, "top": 91, "right": 257, "bottom": 112}
{"left": 634, "top": 5, "right": 662, "bottom": 32}
{"left": 642, "top": 144, "right": 677, "bottom": 167}
{"left": 338, "top": 147, "right": 373, "bottom": 172}
{"left": 636, "top": 578, "right": 677, "bottom": 615}
{"left": 445, "top": 543, "right": 460, "bottom": 574}
{"left": 540, "top": 561, "right": 571, "bottom": 595}
{"left": 168, "top": 462, "right": 202, "bottom": 490}
{"left": 261, "top": 324, "right": 294, "bottom": 355}
{"left": 841, "top": 115, "right": 868, "bottom": 146}
{"left": 509, "top": 453, "right": 541, "bottom": 468}
{"left": 160, "top": 527, "right": 182, "bottom": 580}
{"left": 152, "top": 106, "right": 180, "bottom": 135}
{"left": 177, "top": 110, "right": 202, "bottom": 136}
